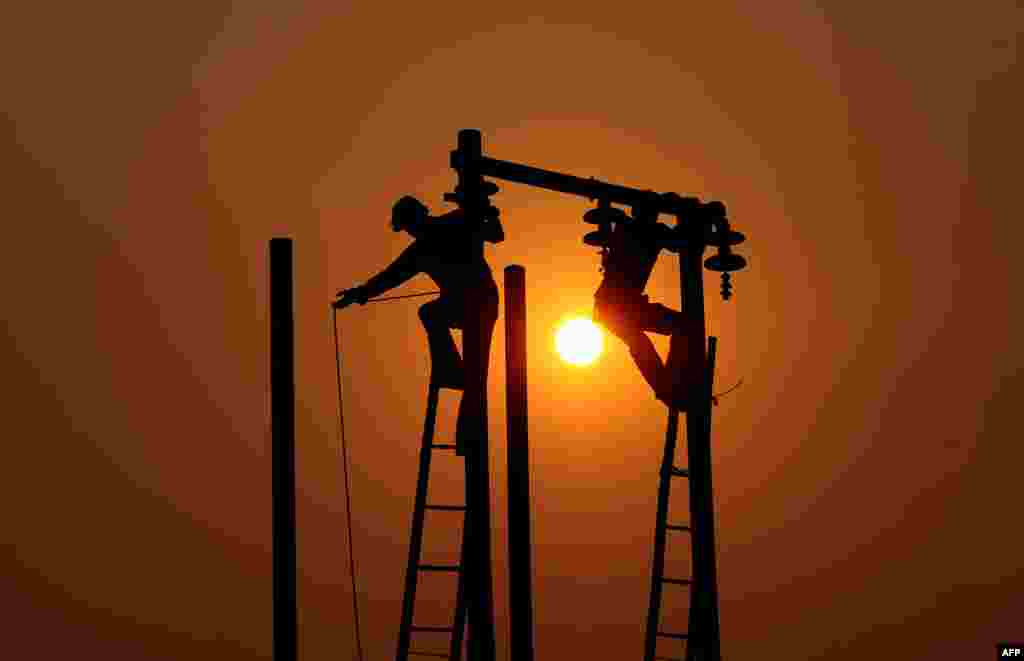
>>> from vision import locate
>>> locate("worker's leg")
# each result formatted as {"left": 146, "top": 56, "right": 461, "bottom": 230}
{"left": 624, "top": 328, "right": 672, "bottom": 400}
{"left": 637, "top": 301, "right": 700, "bottom": 408}
{"left": 635, "top": 300, "right": 685, "bottom": 336}
{"left": 595, "top": 299, "right": 676, "bottom": 404}
{"left": 419, "top": 298, "right": 464, "bottom": 390}
{"left": 455, "top": 289, "right": 498, "bottom": 455}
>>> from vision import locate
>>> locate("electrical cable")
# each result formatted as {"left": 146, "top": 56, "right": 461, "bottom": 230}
{"left": 364, "top": 291, "right": 441, "bottom": 304}
{"left": 711, "top": 378, "right": 744, "bottom": 406}
{"left": 331, "top": 306, "right": 365, "bottom": 661}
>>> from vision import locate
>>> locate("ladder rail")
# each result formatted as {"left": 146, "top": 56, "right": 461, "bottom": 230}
{"left": 396, "top": 385, "right": 442, "bottom": 661}
{"left": 643, "top": 405, "right": 682, "bottom": 661}
{"left": 396, "top": 383, "right": 471, "bottom": 661}
{"left": 448, "top": 511, "right": 469, "bottom": 661}
{"left": 643, "top": 336, "right": 719, "bottom": 661}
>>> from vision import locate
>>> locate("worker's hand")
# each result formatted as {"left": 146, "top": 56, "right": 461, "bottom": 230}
{"left": 333, "top": 286, "right": 368, "bottom": 309}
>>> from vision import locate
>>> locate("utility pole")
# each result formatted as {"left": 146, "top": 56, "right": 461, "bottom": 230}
{"left": 504, "top": 264, "right": 535, "bottom": 661}
{"left": 270, "top": 238, "right": 298, "bottom": 661}
{"left": 452, "top": 129, "right": 498, "bottom": 661}
{"left": 679, "top": 216, "right": 722, "bottom": 661}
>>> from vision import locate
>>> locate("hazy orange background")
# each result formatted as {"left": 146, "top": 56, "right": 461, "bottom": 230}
{"left": 1, "top": 2, "right": 1020, "bottom": 659}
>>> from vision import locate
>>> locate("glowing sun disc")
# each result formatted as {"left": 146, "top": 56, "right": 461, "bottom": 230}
{"left": 555, "top": 317, "right": 604, "bottom": 366}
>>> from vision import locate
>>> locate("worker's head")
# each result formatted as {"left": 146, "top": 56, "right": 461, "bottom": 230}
{"left": 391, "top": 196, "right": 429, "bottom": 233}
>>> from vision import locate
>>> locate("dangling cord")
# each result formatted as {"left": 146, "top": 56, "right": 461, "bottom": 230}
{"left": 365, "top": 290, "right": 440, "bottom": 304}
{"left": 711, "top": 378, "right": 745, "bottom": 406}
{"left": 331, "top": 306, "right": 365, "bottom": 661}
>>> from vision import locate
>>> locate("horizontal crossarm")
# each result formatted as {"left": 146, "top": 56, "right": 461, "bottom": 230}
{"left": 474, "top": 156, "right": 659, "bottom": 207}
{"left": 452, "top": 145, "right": 713, "bottom": 217}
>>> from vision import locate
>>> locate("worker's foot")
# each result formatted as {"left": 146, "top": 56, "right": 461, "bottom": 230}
{"left": 454, "top": 410, "right": 485, "bottom": 456}
{"left": 455, "top": 425, "right": 472, "bottom": 456}
{"left": 433, "top": 375, "right": 465, "bottom": 391}
{"left": 431, "top": 362, "right": 465, "bottom": 391}
{"left": 657, "top": 391, "right": 690, "bottom": 412}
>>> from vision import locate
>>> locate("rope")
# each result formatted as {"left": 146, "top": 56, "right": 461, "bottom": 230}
{"left": 711, "top": 378, "right": 744, "bottom": 406}
{"left": 364, "top": 290, "right": 440, "bottom": 304}
{"left": 331, "top": 306, "right": 365, "bottom": 661}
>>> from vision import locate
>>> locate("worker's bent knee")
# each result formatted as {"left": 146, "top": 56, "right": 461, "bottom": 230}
{"left": 626, "top": 336, "right": 656, "bottom": 357}
{"left": 595, "top": 305, "right": 633, "bottom": 339}
{"left": 418, "top": 300, "right": 441, "bottom": 322}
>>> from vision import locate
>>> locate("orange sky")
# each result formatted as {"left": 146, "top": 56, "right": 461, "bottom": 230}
{"left": 0, "top": 2, "right": 1020, "bottom": 660}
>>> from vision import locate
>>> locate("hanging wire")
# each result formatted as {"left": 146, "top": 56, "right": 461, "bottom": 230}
{"left": 364, "top": 290, "right": 440, "bottom": 304}
{"left": 331, "top": 305, "right": 365, "bottom": 661}
{"left": 711, "top": 378, "right": 744, "bottom": 406}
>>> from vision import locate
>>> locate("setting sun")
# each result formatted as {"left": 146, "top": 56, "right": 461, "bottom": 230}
{"left": 555, "top": 317, "right": 604, "bottom": 366}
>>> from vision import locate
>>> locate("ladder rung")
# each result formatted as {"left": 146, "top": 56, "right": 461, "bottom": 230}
{"left": 432, "top": 443, "right": 457, "bottom": 450}
{"left": 426, "top": 504, "right": 467, "bottom": 511}
{"left": 666, "top": 524, "right": 691, "bottom": 532}
{"left": 410, "top": 625, "right": 455, "bottom": 633}
{"left": 657, "top": 631, "right": 690, "bottom": 640}
{"left": 661, "top": 577, "right": 692, "bottom": 586}
{"left": 418, "top": 564, "right": 461, "bottom": 572}
{"left": 671, "top": 466, "right": 689, "bottom": 477}
{"left": 409, "top": 652, "right": 449, "bottom": 658}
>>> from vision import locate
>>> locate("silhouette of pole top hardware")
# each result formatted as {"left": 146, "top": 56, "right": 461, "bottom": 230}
{"left": 449, "top": 128, "right": 748, "bottom": 301}
{"left": 452, "top": 129, "right": 719, "bottom": 218}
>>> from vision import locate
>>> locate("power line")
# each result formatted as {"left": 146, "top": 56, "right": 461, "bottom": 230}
{"left": 331, "top": 306, "right": 365, "bottom": 661}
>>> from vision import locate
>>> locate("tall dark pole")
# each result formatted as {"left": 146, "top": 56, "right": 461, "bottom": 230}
{"left": 681, "top": 230, "right": 722, "bottom": 661}
{"left": 270, "top": 238, "right": 298, "bottom": 661}
{"left": 453, "top": 129, "right": 498, "bottom": 661}
{"left": 504, "top": 265, "right": 535, "bottom": 661}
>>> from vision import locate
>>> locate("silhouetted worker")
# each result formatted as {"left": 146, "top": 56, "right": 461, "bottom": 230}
{"left": 335, "top": 195, "right": 504, "bottom": 452}
{"left": 590, "top": 201, "right": 697, "bottom": 411}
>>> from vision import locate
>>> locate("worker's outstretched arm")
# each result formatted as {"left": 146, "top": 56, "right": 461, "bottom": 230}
{"left": 360, "top": 243, "right": 423, "bottom": 300}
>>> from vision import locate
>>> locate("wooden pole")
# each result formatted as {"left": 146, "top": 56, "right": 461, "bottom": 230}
{"left": 454, "top": 129, "right": 498, "bottom": 661}
{"left": 270, "top": 238, "right": 298, "bottom": 661}
{"left": 504, "top": 265, "right": 535, "bottom": 661}
{"left": 681, "top": 232, "right": 722, "bottom": 661}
